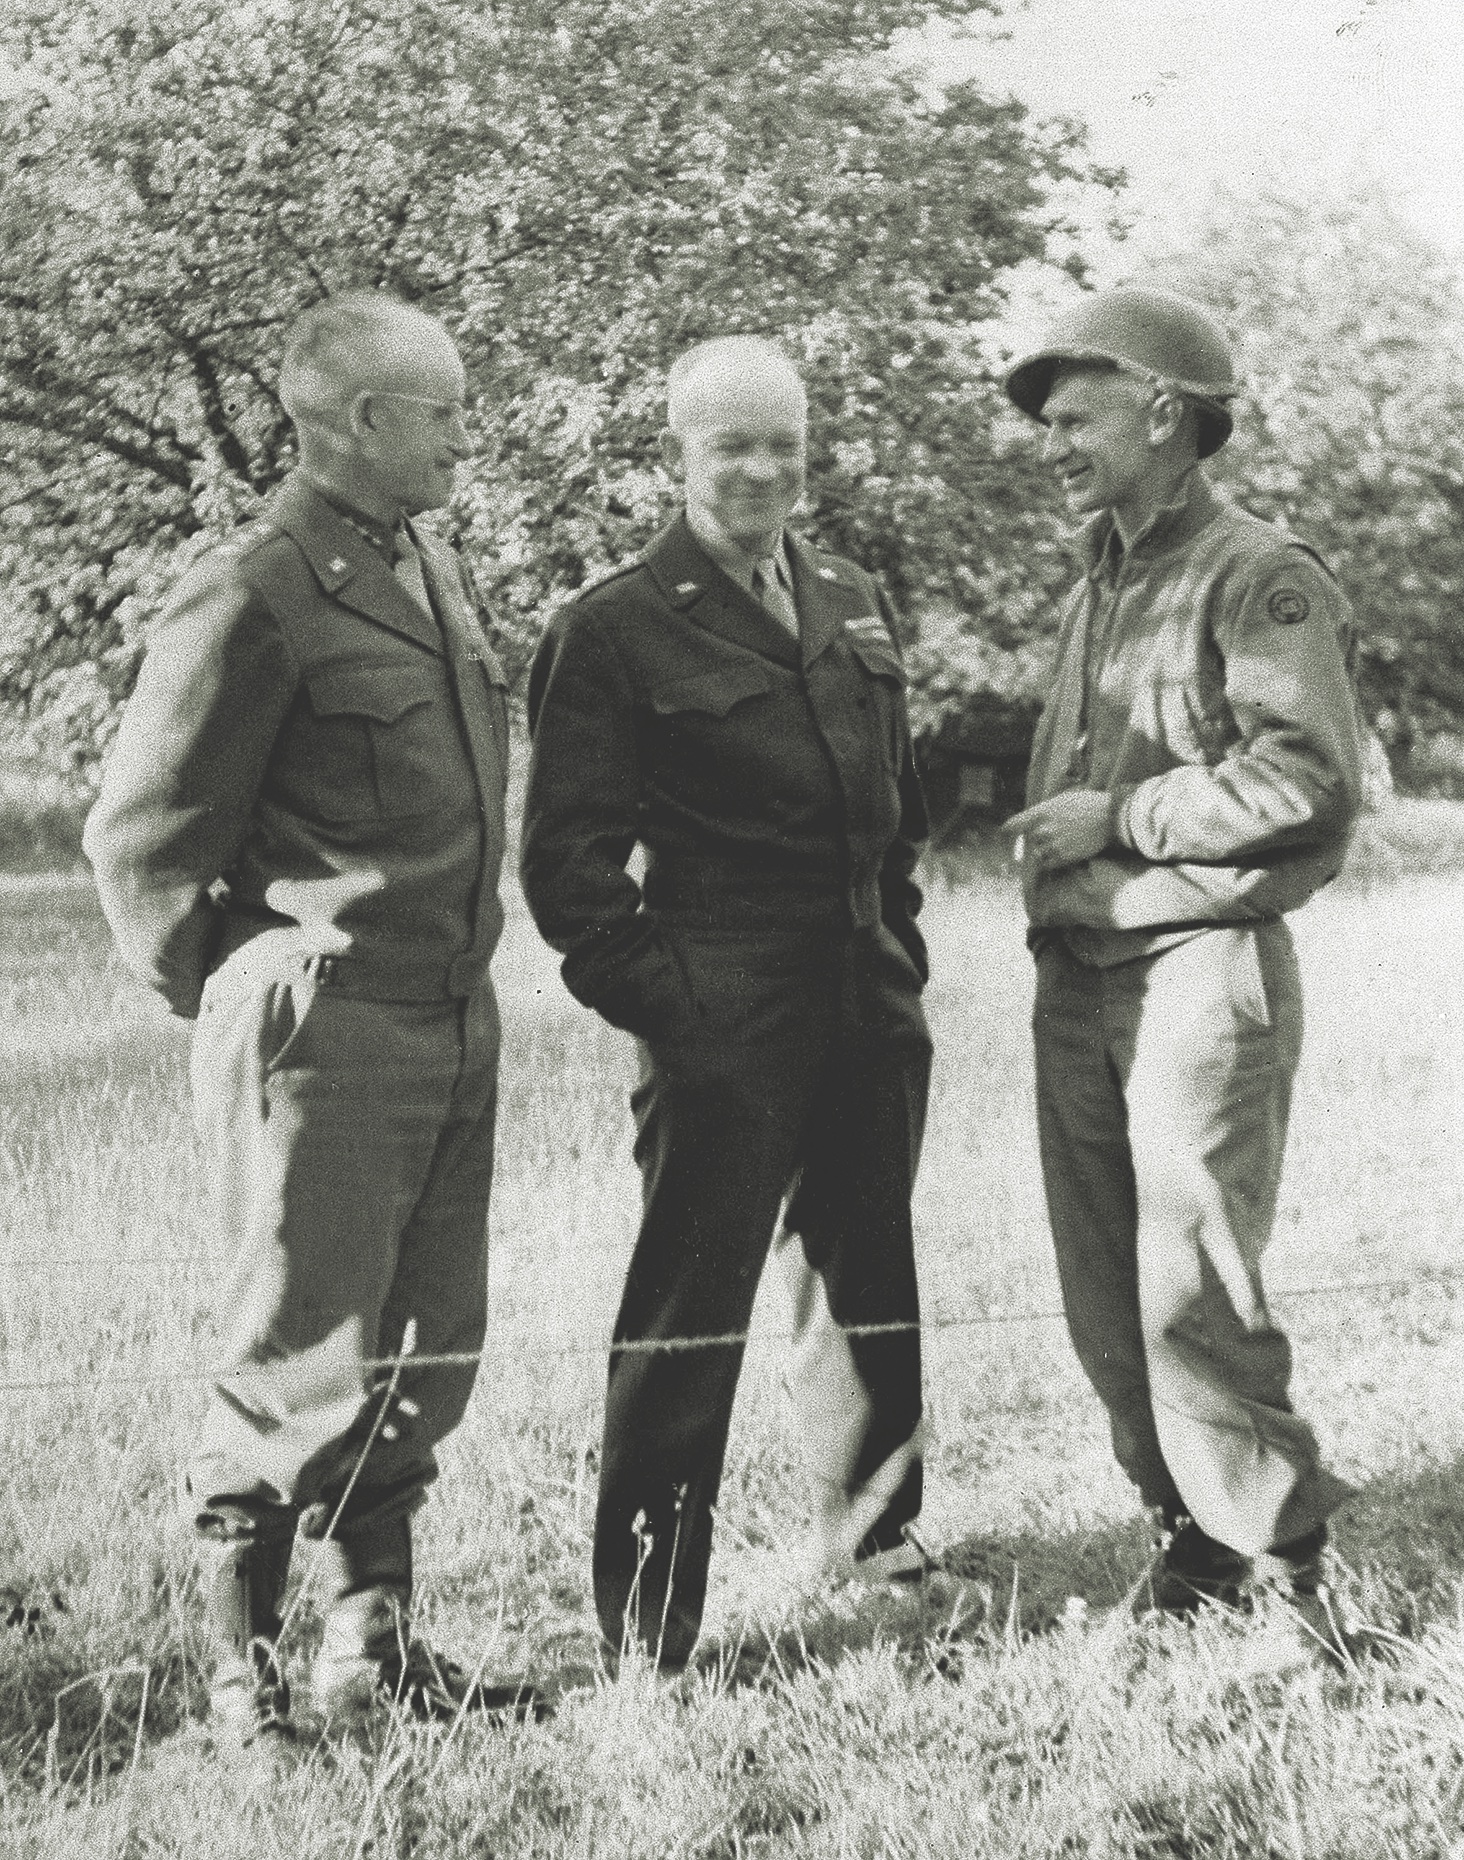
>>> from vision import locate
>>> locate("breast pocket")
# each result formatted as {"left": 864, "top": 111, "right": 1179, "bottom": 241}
{"left": 648, "top": 660, "right": 772, "bottom": 720}
{"left": 844, "top": 630, "right": 908, "bottom": 769}
{"left": 292, "top": 662, "right": 446, "bottom": 823}
{"left": 644, "top": 659, "right": 776, "bottom": 805}
{"left": 844, "top": 629, "right": 907, "bottom": 690}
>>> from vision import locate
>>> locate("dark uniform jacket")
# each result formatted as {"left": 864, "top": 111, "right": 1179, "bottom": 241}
{"left": 1024, "top": 471, "right": 1363, "bottom": 964}
{"left": 520, "top": 514, "right": 928, "bottom": 1040}
{"left": 84, "top": 474, "right": 509, "bottom": 1018}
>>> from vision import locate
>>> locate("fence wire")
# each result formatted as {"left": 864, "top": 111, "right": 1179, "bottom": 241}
{"left": 0, "top": 1263, "right": 1459, "bottom": 1395}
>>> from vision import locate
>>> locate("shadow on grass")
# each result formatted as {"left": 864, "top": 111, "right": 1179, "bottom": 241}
{"left": 705, "top": 1451, "right": 1464, "bottom": 1692}
{"left": 1328, "top": 1450, "right": 1464, "bottom": 1636}
{"left": 1, "top": 1459, "right": 1460, "bottom": 1794}
{"left": 701, "top": 1513, "right": 1151, "bottom": 1692}
{"left": 0, "top": 1609, "right": 199, "bottom": 1797}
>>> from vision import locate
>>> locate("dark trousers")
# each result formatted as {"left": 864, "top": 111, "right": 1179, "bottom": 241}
{"left": 1033, "top": 925, "right": 1351, "bottom": 1554}
{"left": 185, "top": 953, "right": 499, "bottom": 1601}
{"left": 594, "top": 921, "right": 931, "bottom": 1668}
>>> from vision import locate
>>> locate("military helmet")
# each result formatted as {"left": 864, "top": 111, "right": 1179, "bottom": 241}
{"left": 1004, "top": 286, "right": 1238, "bottom": 458}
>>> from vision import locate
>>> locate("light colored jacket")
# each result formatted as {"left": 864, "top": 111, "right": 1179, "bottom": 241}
{"left": 1025, "top": 470, "right": 1363, "bottom": 964}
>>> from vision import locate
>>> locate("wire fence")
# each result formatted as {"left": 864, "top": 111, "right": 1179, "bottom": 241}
{"left": 0, "top": 1261, "right": 1459, "bottom": 1395}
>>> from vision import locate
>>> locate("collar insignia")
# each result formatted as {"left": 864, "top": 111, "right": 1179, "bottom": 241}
{"left": 675, "top": 580, "right": 700, "bottom": 595}
{"left": 817, "top": 566, "right": 839, "bottom": 580}
{"left": 329, "top": 557, "right": 348, "bottom": 574}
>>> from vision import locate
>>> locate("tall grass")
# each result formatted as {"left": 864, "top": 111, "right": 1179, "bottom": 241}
{"left": 0, "top": 757, "right": 90, "bottom": 874}
{"left": 0, "top": 818, "right": 1461, "bottom": 1855}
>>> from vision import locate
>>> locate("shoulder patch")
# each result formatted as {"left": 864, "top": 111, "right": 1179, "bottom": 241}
{"left": 1267, "top": 587, "right": 1311, "bottom": 626}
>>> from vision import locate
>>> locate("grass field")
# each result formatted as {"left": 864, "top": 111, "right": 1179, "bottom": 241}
{"left": 1, "top": 807, "right": 1463, "bottom": 1856}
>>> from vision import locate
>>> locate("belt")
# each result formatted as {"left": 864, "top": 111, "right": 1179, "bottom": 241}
{"left": 297, "top": 951, "right": 486, "bottom": 1001}
{"left": 211, "top": 919, "right": 486, "bottom": 1001}
{"left": 1052, "top": 915, "right": 1283, "bottom": 970}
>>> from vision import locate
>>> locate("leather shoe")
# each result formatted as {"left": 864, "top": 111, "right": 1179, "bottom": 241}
{"left": 1138, "top": 1518, "right": 1252, "bottom": 1617}
{"left": 313, "top": 1630, "right": 544, "bottom": 1725}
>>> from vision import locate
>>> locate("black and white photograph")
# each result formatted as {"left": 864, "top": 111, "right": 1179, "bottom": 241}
{"left": 0, "top": 0, "right": 1460, "bottom": 1851}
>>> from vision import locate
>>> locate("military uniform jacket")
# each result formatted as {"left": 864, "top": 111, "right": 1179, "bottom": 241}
{"left": 520, "top": 514, "right": 928, "bottom": 1040}
{"left": 84, "top": 474, "right": 509, "bottom": 1018}
{"left": 1024, "top": 471, "right": 1363, "bottom": 961}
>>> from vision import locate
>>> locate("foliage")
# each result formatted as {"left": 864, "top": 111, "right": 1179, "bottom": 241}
{"left": 1145, "top": 183, "right": 1464, "bottom": 794}
{"left": 0, "top": 0, "right": 1110, "bottom": 773}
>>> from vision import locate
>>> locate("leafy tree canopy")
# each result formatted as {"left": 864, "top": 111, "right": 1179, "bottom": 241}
{"left": 0, "top": 0, "right": 1111, "bottom": 774}
{"left": 1146, "top": 182, "right": 1464, "bottom": 793}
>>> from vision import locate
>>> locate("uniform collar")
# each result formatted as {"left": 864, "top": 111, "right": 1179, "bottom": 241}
{"left": 784, "top": 532, "right": 872, "bottom": 667}
{"left": 643, "top": 513, "right": 876, "bottom": 670}
{"left": 683, "top": 505, "right": 793, "bottom": 596}
{"left": 644, "top": 513, "right": 802, "bottom": 668}
{"left": 303, "top": 477, "right": 402, "bottom": 559}
{"left": 1082, "top": 468, "right": 1223, "bottom": 579}
{"left": 269, "top": 474, "right": 443, "bottom": 656}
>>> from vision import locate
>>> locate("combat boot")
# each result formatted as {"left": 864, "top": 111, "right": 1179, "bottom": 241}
{"left": 308, "top": 1509, "right": 542, "bottom": 1726}
{"left": 201, "top": 1532, "right": 295, "bottom": 1746}
{"left": 1138, "top": 1513, "right": 1252, "bottom": 1617}
{"left": 1273, "top": 1521, "right": 1328, "bottom": 1598}
{"left": 1269, "top": 1521, "right": 1355, "bottom": 1662}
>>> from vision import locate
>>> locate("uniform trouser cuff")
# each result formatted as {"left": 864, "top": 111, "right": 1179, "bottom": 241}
{"left": 1266, "top": 1468, "right": 1355, "bottom": 1554}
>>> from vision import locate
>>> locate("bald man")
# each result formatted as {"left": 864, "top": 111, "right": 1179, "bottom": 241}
{"left": 522, "top": 337, "right": 932, "bottom": 1671}
{"left": 85, "top": 293, "right": 533, "bottom": 1743}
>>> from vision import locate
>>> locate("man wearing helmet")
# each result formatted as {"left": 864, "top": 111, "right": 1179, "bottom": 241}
{"left": 1002, "top": 286, "right": 1363, "bottom": 1618}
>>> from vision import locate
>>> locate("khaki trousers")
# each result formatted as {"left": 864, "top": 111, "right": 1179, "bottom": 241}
{"left": 184, "top": 958, "right": 499, "bottom": 1566}
{"left": 1033, "top": 924, "right": 1351, "bottom": 1554}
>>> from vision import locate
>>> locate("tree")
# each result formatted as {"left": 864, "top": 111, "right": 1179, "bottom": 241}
{"left": 1145, "top": 182, "right": 1464, "bottom": 794}
{"left": 0, "top": 0, "right": 1110, "bottom": 774}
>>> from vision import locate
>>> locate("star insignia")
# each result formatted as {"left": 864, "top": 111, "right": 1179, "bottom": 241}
{"left": 329, "top": 557, "right": 347, "bottom": 574}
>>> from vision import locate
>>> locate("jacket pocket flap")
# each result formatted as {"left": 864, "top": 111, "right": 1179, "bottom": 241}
{"left": 649, "top": 661, "right": 771, "bottom": 717}
{"left": 307, "top": 664, "right": 436, "bottom": 723}
{"left": 845, "top": 631, "right": 906, "bottom": 684}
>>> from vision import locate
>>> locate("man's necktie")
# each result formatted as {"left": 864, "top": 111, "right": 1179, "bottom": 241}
{"left": 750, "top": 557, "right": 799, "bottom": 635}
{"left": 391, "top": 526, "right": 435, "bottom": 618}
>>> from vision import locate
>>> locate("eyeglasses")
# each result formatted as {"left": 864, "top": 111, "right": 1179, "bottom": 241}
{"left": 364, "top": 390, "right": 470, "bottom": 423}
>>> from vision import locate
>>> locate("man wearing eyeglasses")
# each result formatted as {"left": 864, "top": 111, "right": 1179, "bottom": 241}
{"left": 85, "top": 292, "right": 534, "bottom": 1746}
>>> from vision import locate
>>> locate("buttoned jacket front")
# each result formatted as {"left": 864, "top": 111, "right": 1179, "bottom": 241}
{"left": 520, "top": 514, "right": 928, "bottom": 1039}
{"left": 85, "top": 474, "right": 510, "bottom": 1017}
